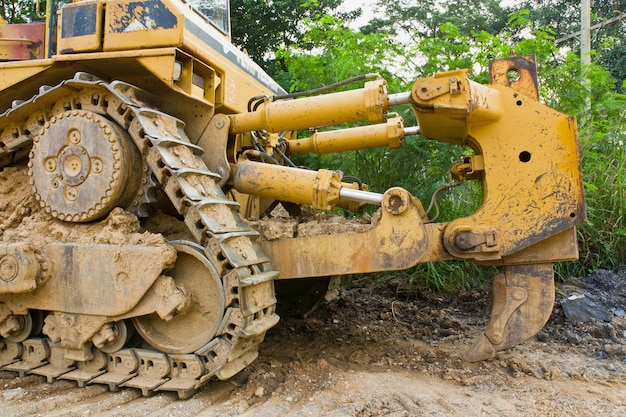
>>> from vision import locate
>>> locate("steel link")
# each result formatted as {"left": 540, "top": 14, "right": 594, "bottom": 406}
{"left": 0, "top": 74, "right": 279, "bottom": 398}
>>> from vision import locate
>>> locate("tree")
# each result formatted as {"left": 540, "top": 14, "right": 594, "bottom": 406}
{"left": 372, "top": 0, "right": 510, "bottom": 42}
{"left": 229, "top": 0, "right": 358, "bottom": 75}
{"left": 276, "top": 14, "right": 402, "bottom": 90}
{"left": 1, "top": 0, "right": 37, "bottom": 23}
{"left": 516, "top": 0, "right": 626, "bottom": 90}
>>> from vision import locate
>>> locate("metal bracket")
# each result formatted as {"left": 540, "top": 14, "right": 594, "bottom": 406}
{"left": 489, "top": 55, "right": 539, "bottom": 100}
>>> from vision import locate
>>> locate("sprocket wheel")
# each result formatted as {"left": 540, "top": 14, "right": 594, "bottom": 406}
{"left": 132, "top": 241, "right": 226, "bottom": 354}
{"left": 28, "top": 109, "right": 142, "bottom": 222}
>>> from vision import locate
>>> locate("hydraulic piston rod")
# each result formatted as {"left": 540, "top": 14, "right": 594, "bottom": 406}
{"left": 229, "top": 79, "right": 389, "bottom": 134}
{"left": 232, "top": 159, "right": 384, "bottom": 210}
{"left": 287, "top": 117, "right": 405, "bottom": 155}
{"left": 339, "top": 188, "right": 383, "bottom": 206}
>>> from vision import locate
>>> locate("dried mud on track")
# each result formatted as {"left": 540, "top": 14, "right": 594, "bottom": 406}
{"left": 2, "top": 270, "right": 626, "bottom": 416}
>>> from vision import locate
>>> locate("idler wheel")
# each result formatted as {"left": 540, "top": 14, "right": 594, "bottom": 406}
{"left": 133, "top": 241, "right": 226, "bottom": 354}
{"left": 29, "top": 110, "right": 141, "bottom": 222}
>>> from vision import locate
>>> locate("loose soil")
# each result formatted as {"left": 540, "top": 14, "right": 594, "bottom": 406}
{"left": 1, "top": 270, "right": 625, "bottom": 416}
{"left": 1, "top": 164, "right": 625, "bottom": 416}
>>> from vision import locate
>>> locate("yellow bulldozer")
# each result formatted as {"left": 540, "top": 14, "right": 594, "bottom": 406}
{"left": 0, "top": 0, "right": 584, "bottom": 399}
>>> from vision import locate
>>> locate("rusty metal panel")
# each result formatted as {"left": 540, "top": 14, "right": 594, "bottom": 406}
{"left": 410, "top": 68, "right": 584, "bottom": 262}
{"left": 0, "top": 23, "right": 45, "bottom": 61}
{"left": 489, "top": 55, "right": 539, "bottom": 100}
{"left": 261, "top": 188, "right": 428, "bottom": 279}
{"left": 0, "top": 243, "right": 42, "bottom": 293}
{"left": 0, "top": 243, "right": 176, "bottom": 317}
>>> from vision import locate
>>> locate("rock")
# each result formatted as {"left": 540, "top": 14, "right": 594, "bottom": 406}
{"left": 316, "top": 359, "right": 329, "bottom": 369}
{"left": 560, "top": 293, "right": 612, "bottom": 323}
{"left": 591, "top": 323, "right": 617, "bottom": 340}
{"left": 567, "top": 332, "right": 582, "bottom": 344}
{"left": 2, "top": 387, "right": 25, "bottom": 400}
{"left": 228, "top": 369, "right": 251, "bottom": 387}
{"left": 255, "top": 387, "right": 266, "bottom": 398}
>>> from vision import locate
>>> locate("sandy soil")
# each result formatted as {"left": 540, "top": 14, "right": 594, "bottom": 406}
{"left": 1, "top": 270, "right": 625, "bottom": 417}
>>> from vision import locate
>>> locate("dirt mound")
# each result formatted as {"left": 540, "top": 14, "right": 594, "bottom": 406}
{"left": 0, "top": 163, "right": 167, "bottom": 246}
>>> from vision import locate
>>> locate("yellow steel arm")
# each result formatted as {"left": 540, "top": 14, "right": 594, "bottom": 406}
{"left": 232, "top": 56, "right": 585, "bottom": 362}
{"left": 411, "top": 66, "right": 584, "bottom": 262}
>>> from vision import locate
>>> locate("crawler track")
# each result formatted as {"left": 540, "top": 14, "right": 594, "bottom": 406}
{"left": 0, "top": 74, "right": 279, "bottom": 399}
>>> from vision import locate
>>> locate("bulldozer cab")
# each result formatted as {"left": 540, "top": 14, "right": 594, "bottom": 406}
{"left": 0, "top": 0, "right": 231, "bottom": 60}
{"left": 189, "top": 0, "right": 230, "bottom": 35}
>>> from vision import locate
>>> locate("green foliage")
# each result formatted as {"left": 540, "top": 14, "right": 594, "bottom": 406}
{"left": 273, "top": 5, "right": 626, "bottom": 290}
{"left": 572, "top": 136, "right": 626, "bottom": 275}
{"left": 566, "top": 69, "right": 626, "bottom": 275}
{"left": 230, "top": 0, "right": 353, "bottom": 75}
{"left": 375, "top": 261, "right": 495, "bottom": 294}
{"left": 1, "top": 0, "right": 38, "bottom": 23}
{"left": 517, "top": 0, "right": 626, "bottom": 90}
{"left": 275, "top": 14, "right": 402, "bottom": 91}
{"left": 375, "top": 0, "right": 509, "bottom": 42}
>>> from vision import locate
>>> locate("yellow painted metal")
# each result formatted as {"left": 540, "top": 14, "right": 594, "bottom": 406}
{"left": 466, "top": 263, "right": 555, "bottom": 361}
{"left": 0, "top": 242, "right": 176, "bottom": 316}
{"left": 288, "top": 116, "right": 404, "bottom": 155}
{"left": 57, "top": 0, "right": 104, "bottom": 53}
{"left": 229, "top": 79, "right": 388, "bottom": 134}
{"left": 411, "top": 68, "right": 584, "bottom": 262}
{"left": 262, "top": 222, "right": 580, "bottom": 280}
{"left": 0, "top": 0, "right": 286, "bottom": 135}
{"left": 179, "top": 29, "right": 276, "bottom": 113}
{"left": 0, "top": 244, "right": 42, "bottom": 293}
{"left": 232, "top": 159, "right": 379, "bottom": 213}
{"left": 488, "top": 55, "right": 539, "bottom": 100}
{"left": 417, "top": 225, "right": 579, "bottom": 265}
{"left": 233, "top": 160, "right": 342, "bottom": 211}
{"left": 411, "top": 69, "right": 503, "bottom": 144}
{"left": 0, "top": 48, "right": 178, "bottom": 111}
{"left": 260, "top": 188, "right": 428, "bottom": 279}
{"left": 172, "top": 49, "right": 220, "bottom": 103}
{"left": 103, "top": 0, "right": 184, "bottom": 52}
{"left": 0, "top": 59, "right": 52, "bottom": 94}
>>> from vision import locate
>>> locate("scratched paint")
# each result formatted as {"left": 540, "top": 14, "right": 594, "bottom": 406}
{"left": 109, "top": 0, "right": 178, "bottom": 33}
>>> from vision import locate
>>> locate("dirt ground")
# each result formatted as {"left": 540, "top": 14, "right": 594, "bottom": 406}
{"left": 1, "top": 268, "right": 625, "bottom": 416}
{"left": 1, "top": 164, "right": 625, "bottom": 415}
